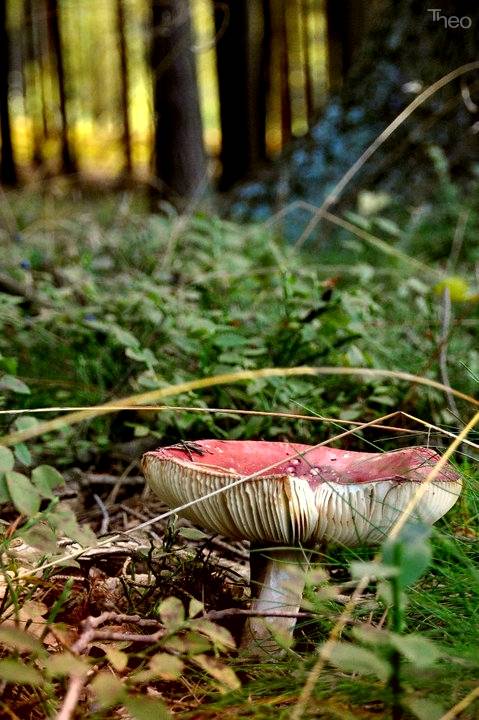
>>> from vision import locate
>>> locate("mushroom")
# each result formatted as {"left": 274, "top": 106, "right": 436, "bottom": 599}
{"left": 142, "top": 440, "right": 461, "bottom": 654}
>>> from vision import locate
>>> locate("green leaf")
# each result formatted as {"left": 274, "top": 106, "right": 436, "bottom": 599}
{"left": 327, "top": 642, "right": 391, "bottom": 681}
{"left": 382, "top": 524, "right": 432, "bottom": 588}
{"left": 193, "top": 654, "right": 241, "bottom": 691}
{"left": 32, "top": 465, "right": 64, "bottom": 499}
{"left": 91, "top": 671, "right": 125, "bottom": 708}
{"left": 158, "top": 597, "right": 184, "bottom": 630}
{"left": 0, "top": 446, "right": 14, "bottom": 473}
{"left": 178, "top": 527, "right": 209, "bottom": 541}
{"left": 0, "top": 659, "right": 43, "bottom": 685}
{"left": 0, "top": 474, "right": 10, "bottom": 504}
{"left": 48, "top": 503, "right": 97, "bottom": 547}
{"left": 389, "top": 634, "right": 441, "bottom": 668}
{"left": 350, "top": 561, "right": 399, "bottom": 581}
{"left": 111, "top": 326, "right": 139, "bottom": 349}
{"left": 14, "top": 442, "right": 32, "bottom": 467}
{"left": 5, "top": 471, "right": 41, "bottom": 516}
{"left": 104, "top": 647, "right": 128, "bottom": 672}
{"left": 352, "top": 626, "right": 391, "bottom": 647}
{"left": 14, "top": 416, "right": 39, "bottom": 432}
{"left": 0, "top": 375, "right": 30, "bottom": 394}
{"left": 191, "top": 619, "right": 236, "bottom": 651}
{"left": 149, "top": 653, "right": 184, "bottom": 680}
{"left": 20, "top": 523, "right": 60, "bottom": 554}
{"left": 123, "top": 696, "right": 171, "bottom": 720}
{"left": 163, "top": 631, "right": 210, "bottom": 656}
{"left": 188, "top": 598, "right": 204, "bottom": 618}
{"left": 0, "top": 627, "right": 44, "bottom": 654}
{"left": 406, "top": 698, "right": 446, "bottom": 720}
{"left": 44, "top": 653, "right": 89, "bottom": 678}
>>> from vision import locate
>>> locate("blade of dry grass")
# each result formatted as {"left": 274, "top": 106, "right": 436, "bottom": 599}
{"left": 294, "top": 60, "right": 479, "bottom": 247}
{"left": 290, "top": 409, "right": 479, "bottom": 720}
{"left": 439, "top": 685, "right": 479, "bottom": 720}
{"left": 2, "top": 411, "right": 401, "bottom": 581}
{"left": 0, "top": 366, "right": 477, "bottom": 447}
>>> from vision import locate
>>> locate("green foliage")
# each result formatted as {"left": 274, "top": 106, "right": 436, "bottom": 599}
{"left": 0, "top": 188, "right": 478, "bottom": 718}
{"left": 1, "top": 190, "right": 478, "bottom": 465}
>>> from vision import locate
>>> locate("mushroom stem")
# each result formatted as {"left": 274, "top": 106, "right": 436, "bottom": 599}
{"left": 241, "top": 545, "right": 311, "bottom": 655}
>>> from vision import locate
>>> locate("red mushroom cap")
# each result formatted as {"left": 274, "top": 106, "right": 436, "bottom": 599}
{"left": 142, "top": 440, "right": 462, "bottom": 545}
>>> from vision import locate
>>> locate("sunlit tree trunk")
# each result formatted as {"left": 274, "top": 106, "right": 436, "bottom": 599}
{"left": 275, "top": 0, "right": 292, "bottom": 146}
{"left": 24, "top": 0, "right": 44, "bottom": 167}
{"left": 46, "top": 0, "right": 76, "bottom": 174}
{"left": 151, "top": 0, "right": 206, "bottom": 206}
{"left": 116, "top": 0, "right": 132, "bottom": 175}
{"left": 0, "top": 0, "right": 17, "bottom": 185}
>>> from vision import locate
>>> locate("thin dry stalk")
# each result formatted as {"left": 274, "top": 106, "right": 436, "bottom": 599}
{"left": 438, "top": 288, "right": 459, "bottom": 417}
{"left": 290, "top": 410, "right": 479, "bottom": 720}
{"left": 439, "top": 684, "right": 479, "bottom": 720}
{"left": 4, "top": 411, "right": 402, "bottom": 580}
{"left": 294, "top": 60, "right": 479, "bottom": 248}
{"left": 1, "top": 365, "right": 478, "bottom": 448}
{"left": 55, "top": 674, "right": 87, "bottom": 720}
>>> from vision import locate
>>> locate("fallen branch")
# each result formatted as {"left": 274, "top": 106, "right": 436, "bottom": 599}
{"left": 55, "top": 674, "right": 87, "bottom": 720}
{"left": 71, "top": 608, "right": 314, "bottom": 655}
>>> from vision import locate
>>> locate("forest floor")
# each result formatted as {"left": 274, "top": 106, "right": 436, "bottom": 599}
{"left": 0, "top": 182, "right": 478, "bottom": 719}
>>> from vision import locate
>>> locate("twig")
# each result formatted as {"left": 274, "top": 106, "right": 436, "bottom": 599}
{"left": 204, "top": 608, "right": 312, "bottom": 621}
{"left": 72, "top": 612, "right": 163, "bottom": 654}
{"left": 55, "top": 674, "right": 87, "bottom": 720}
{"left": 294, "top": 60, "right": 479, "bottom": 247}
{"left": 93, "top": 494, "right": 110, "bottom": 535}
{"left": 439, "top": 684, "right": 479, "bottom": 720}
{"left": 205, "top": 536, "right": 249, "bottom": 562}
{"left": 447, "top": 209, "right": 470, "bottom": 272}
{"left": 438, "top": 288, "right": 459, "bottom": 418}
{"left": 71, "top": 609, "right": 315, "bottom": 656}
{"left": 117, "top": 504, "right": 162, "bottom": 541}
{"left": 79, "top": 473, "right": 144, "bottom": 487}
{"left": 106, "top": 460, "right": 139, "bottom": 506}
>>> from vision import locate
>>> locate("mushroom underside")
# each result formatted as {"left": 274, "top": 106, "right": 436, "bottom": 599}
{"left": 143, "top": 455, "right": 460, "bottom": 546}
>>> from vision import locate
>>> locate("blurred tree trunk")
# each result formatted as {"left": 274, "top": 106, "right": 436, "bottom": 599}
{"left": 278, "top": 0, "right": 292, "bottom": 145}
{"left": 214, "top": 0, "right": 268, "bottom": 190}
{"left": 46, "top": 0, "right": 76, "bottom": 173}
{"left": 24, "top": 0, "right": 44, "bottom": 167}
{"left": 151, "top": 0, "right": 206, "bottom": 206}
{"left": 300, "top": 0, "right": 314, "bottom": 124}
{"left": 115, "top": 0, "right": 132, "bottom": 175}
{"left": 326, "top": 0, "right": 367, "bottom": 93}
{"left": 232, "top": 0, "right": 479, "bottom": 223}
{"left": 0, "top": 0, "right": 17, "bottom": 185}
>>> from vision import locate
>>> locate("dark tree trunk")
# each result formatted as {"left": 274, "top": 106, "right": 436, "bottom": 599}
{"left": 258, "top": 0, "right": 271, "bottom": 161}
{"left": 0, "top": 0, "right": 17, "bottom": 185}
{"left": 272, "top": 0, "right": 292, "bottom": 146}
{"left": 151, "top": 0, "right": 206, "bottom": 205}
{"left": 326, "top": 0, "right": 367, "bottom": 93}
{"left": 116, "top": 0, "right": 132, "bottom": 175}
{"left": 231, "top": 0, "right": 479, "bottom": 224}
{"left": 47, "top": 0, "right": 76, "bottom": 173}
{"left": 300, "top": 0, "right": 314, "bottom": 124}
{"left": 213, "top": 0, "right": 267, "bottom": 190}
{"left": 214, "top": 0, "right": 249, "bottom": 189}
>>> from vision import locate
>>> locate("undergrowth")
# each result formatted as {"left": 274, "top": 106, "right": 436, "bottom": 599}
{"left": 0, "top": 175, "right": 477, "bottom": 719}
